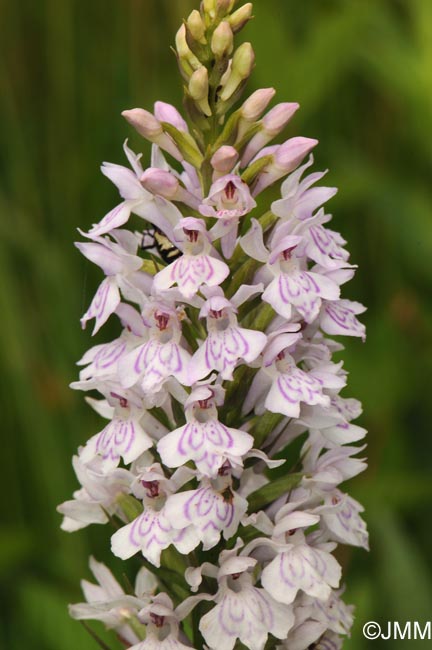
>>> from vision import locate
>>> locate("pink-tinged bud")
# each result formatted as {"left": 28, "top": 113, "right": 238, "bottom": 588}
{"left": 276, "top": 137, "right": 318, "bottom": 170}
{"left": 242, "top": 102, "right": 300, "bottom": 166}
{"left": 122, "top": 108, "right": 162, "bottom": 139}
{"left": 154, "top": 101, "right": 188, "bottom": 133}
{"left": 252, "top": 137, "right": 318, "bottom": 196}
{"left": 186, "top": 10, "right": 206, "bottom": 43}
{"left": 211, "top": 146, "right": 239, "bottom": 176}
{"left": 189, "top": 67, "right": 212, "bottom": 116}
{"left": 240, "top": 88, "right": 276, "bottom": 121}
{"left": 262, "top": 102, "right": 300, "bottom": 135}
{"left": 211, "top": 21, "right": 234, "bottom": 58}
{"left": 228, "top": 3, "right": 254, "bottom": 33}
{"left": 141, "top": 168, "right": 179, "bottom": 199}
{"left": 220, "top": 42, "right": 255, "bottom": 102}
{"left": 141, "top": 168, "right": 200, "bottom": 209}
{"left": 215, "top": 0, "right": 234, "bottom": 19}
{"left": 122, "top": 109, "right": 182, "bottom": 162}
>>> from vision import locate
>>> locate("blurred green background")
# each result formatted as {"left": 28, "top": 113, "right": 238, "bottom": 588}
{"left": 1, "top": 0, "right": 432, "bottom": 648}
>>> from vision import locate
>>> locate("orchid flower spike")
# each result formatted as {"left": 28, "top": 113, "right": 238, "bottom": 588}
{"left": 61, "top": 3, "right": 368, "bottom": 650}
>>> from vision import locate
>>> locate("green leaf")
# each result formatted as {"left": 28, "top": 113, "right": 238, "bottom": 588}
{"left": 116, "top": 494, "right": 143, "bottom": 522}
{"left": 171, "top": 396, "right": 187, "bottom": 426}
{"left": 248, "top": 472, "right": 303, "bottom": 511}
{"left": 213, "top": 110, "right": 241, "bottom": 148}
{"left": 248, "top": 412, "right": 285, "bottom": 447}
{"left": 161, "top": 122, "right": 204, "bottom": 167}
{"left": 225, "top": 258, "right": 261, "bottom": 297}
{"left": 240, "top": 303, "right": 276, "bottom": 331}
{"left": 241, "top": 154, "right": 273, "bottom": 185}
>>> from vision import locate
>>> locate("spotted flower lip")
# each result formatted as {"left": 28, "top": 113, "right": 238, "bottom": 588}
{"left": 64, "top": 4, "right": 368, "bottom": 648}
{"left": 261, "top": 540, "right": 342, "bottom": 606}
{"left": 187, "top": 293, "right": 267, "bottom": 383}
{"left": 110, "top": 503, "right": 199, "bottom": 567}
{"left": 157, "top": 385, "right": 254, "bottom": 476}
{"left": 164, "top": 478, "right": 248, "bottom": 551}
{"left": 79, "top": 405, "right": 153, "bottom": 473}
{"left": 199, "top": 577, "right": 295, "bottom": 650}
{"left": 153, "top": 218, "right": 230, "bottom": 299}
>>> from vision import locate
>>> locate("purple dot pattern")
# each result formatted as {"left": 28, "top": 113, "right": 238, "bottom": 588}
{"left": 65, "top": 37, "right": 369, "bottom": 648}
{"left": 158, "top": 419, "right": 253, "bottom": 476}
{"left": 308, "top": 225, "right": 348, "bottom": 264}
{"left": 321, "top": 302, "right": 366, "bottom": 339}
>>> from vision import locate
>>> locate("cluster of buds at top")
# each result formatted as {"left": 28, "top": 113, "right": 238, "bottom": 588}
{"left": 177, "top": 2, "right": 255, "bottom": 131}
{"left": 59, "top": 2, "right": 368, "bottom": 650}
{"left": 178, "top": 2, "right": 253, "bottom": 104}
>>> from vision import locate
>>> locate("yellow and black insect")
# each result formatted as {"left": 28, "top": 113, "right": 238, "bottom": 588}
{"left": 141, "top": 227, "right": 182, "bottom": 264}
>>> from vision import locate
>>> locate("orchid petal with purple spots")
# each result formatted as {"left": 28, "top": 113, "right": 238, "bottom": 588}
{"left": 80, "top": 415, "right": 153, "bottom": 472}
{"left": 154, "top": 253, "right": 229, "bottom": 299}
{"left": 261, "top": 543, "right": 342, "bottom": 605}
{"left": 119, "top": 339, "right": 191, "bottom": 392}
{"left": 164, "top": 482, "right": 248, "bottom": 550}
{"left": 200, "top": 583, "right": 294, "bottom": 650}
{"left": 111, "top": 506, "right": 198, "bottom": 567}
{"left": 320, "top": 299, "right": 366, "bottom": 340}
{"left": 157, "top": 419, "right": 253, "bottom": 477}
{"left": 263, "top": 269, "right": 340, "bottom": 323}
{"left": 80, "top": 277, "right": 121, "bottom": 335}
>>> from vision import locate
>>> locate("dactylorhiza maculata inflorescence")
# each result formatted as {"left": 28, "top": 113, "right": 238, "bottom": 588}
{"left": 58, "top": 2, "right": 369, "bottom": 649}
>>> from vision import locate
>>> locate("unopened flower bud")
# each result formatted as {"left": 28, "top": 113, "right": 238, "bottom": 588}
{"left": 242, "top": 102, "right": 300, "bottom": 165}
{"left": 220, "top": 42, "right": 255, "bottom": 102}
{"left": 252, "top": 137, "right": 318, "bottom": 196}
{"left": 235, "top": 88, "right": 276, "bottom": 147}
{"left": 154, "top": 101, "right": 189, "bottom": 133}
{"left": 141, "top": 168, "right": 179, "bottom": 199}
{"left": 215, "top": 0, "right": 235, "bottom": 19}
{"left": 175, "top": 24, "right": 201, "bottom": 76}
{"left": 276, "top": 137, "right": 318, "bottom": 170}
{"left": 189, "top": 67, "right": 209, "bottom": 101}
{"left": 202, "top": 0, "right": 217, "bottom": 20}
{"left": 189, "top": 67, "right": 212, "bottom": 117}
{"left": 232, "top": 42, "right": 255, "bottom": 78}
{"left": 175, "top": 24, "right": 193, "bottom": 59}
{"left": 122, "top": 109, "right": 182, "bottom": 161}
{"left": 211, "top": 146, "right": 239, "bottom": 176}
{"left": 262, "top": 103, "right": 300, "bottom": 135}
{"left": 122, "top": 108, "right": 162, "bottom": 139}
{"left": 211, "top": 21, "right": 234, "bottom": 58}
{"left": 228, "top": 3, "right": 253, "bottom": 33}
{"left": 241, "top": 88, "right": 276, "bottom": 122}
{"left": 220, "top": 59, "right": 232, "bottom": 87}
{"left": 186, "top": 10, "right": 206, "bottom": 43}
{"left": 141, "top": 168, "right": 200, "bottom": 209}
